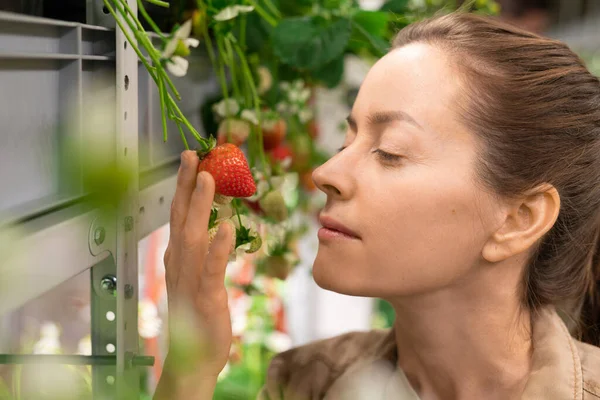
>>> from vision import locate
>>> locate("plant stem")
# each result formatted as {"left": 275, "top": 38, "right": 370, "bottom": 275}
{"left": 138, "top": 0, "right": 166, "bottom": 39}
{"left": 175, "top": 120, "right": 190, "bottom": 150}
{"left": 159, "top": 76, "right": 168, "bottom": 142}
{"left": 104, "top": 0, "right": 157, "bottom": 81}
{"left": 235, "top": 201, "right": 243, "bottom": 227}
{"left": 167, "top": 95, "right": 208, "bottom": 149}
{"left": 121, "top": 0, "right": 145, "bottom": 32}
{"left": 240, "top": 13, "right": 247, "bottom": 50}
{"left": 223, "top": 37, "right": 242, "bottom": 103}
{"left": 214, "top": 41, "right": 230, "bottom": 102}
{"left": 107, "top": 0, "right": 209, "bottom": 151}
{"left": 232, "top": 39, "right": 268, "bottom": 172}
{"left": 114, "top": 0, "right": 181, "bottom": 101}
{"left": 144, "top": 0, "right": 169, "bottom": 7}
{"left": 246, "top": 0, "right": 277, "bottom": 26}
{"left": 261, "top": 0, "right": 281, "bottom": 18}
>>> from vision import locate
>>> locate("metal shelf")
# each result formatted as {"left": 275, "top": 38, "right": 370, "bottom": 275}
{"left": 0, "top": 5, "right": 220, "bottom": 398}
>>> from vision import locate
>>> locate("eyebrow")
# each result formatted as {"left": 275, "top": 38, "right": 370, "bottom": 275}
{"left": 346, "top": 110, "right": 422, "bottom": 132}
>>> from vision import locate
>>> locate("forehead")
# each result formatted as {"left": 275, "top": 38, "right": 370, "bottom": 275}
{"left": 352, "top": 43, "right": 464, "bottom": 135}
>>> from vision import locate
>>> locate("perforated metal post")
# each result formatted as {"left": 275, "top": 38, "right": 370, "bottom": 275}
{"left": 91, "top": 257, "right": 119, "bottom": 399}
{"left": 114, "top": 0, "right": 141, "bottom": 398}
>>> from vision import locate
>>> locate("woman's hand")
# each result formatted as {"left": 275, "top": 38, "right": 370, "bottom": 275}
{"left": 154, "top": 150, "right": 234, "bottom": 399}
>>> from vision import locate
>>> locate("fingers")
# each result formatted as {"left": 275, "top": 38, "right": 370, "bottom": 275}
{"left": 183, "top": 171, "right": 216, "bottom": 244}
{"left": 178, "top": 172, "right": 216, "bottom": 287}
{"left": 201, "top": 221, "right": 233, "bottom": 297}
{"left": 170, "top": 151, "right": 199, "bottom": 235}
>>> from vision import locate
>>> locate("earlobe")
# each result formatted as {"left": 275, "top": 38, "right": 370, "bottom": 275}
{"left": 482, "top": 185, "right": 560, "bottom": 263}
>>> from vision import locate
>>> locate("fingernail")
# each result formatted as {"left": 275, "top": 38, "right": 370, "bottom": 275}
{"left": 196, "top": 171, "right": 204, "bottom": 189}
{"left": 218, "top": 222, "right": 229, "bottom": 239}
{"left": 181, "top": 151, "right": 188, "bottom": 168}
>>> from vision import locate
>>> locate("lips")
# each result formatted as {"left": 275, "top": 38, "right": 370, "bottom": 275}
{"left": 318, "top": 215, "right": 360, "bottom": 239}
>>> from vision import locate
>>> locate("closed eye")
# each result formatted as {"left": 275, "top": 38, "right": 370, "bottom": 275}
{"left": 374, "top": 149, "right": 402, "bottom": 162}
{"left": 337, "top": 146, "right": 347, "bottom": 153}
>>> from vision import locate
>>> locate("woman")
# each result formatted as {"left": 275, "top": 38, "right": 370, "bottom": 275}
{"left": 154, "top": 12, "right": 600, "bottom": 400}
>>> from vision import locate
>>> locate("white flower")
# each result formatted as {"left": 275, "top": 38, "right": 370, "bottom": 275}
{"left": 33, "top": 322, "right": 61, "bottom": 355}
{"left": 77, "top": 335, "right": 92, "bottom": 356}
{"left": 213, "top": 98, "right": 240, "bottom": 119}
{"left": 265, "top": 331, "right": 293, "bottom": 353}
{"left": 248, "top": 314, "right": 266, "bottom": 329}
{"left": 279, "top": 172, "right": 299, "bottom": 205}
{"left": 240, "top": 109, "right": 259, "bottom": 125}
{"left": 257, "top": 66, "right": 273, "bottom": 94}
{"left": 162, "top": 19, "right": 200, "bottom": 77}
{"left": 231, "top": 313, "right": 248, "bottom": 337}
{"left": 279, "top": 82, "right": 291, "bottom": 92}
{"left": 138, "top": 299, "right": 163, "bottom": 339}
{"left": 213, "top": 5, "right": 255, "bottom": 21}
{"left": 288, "top": 89, "right": 300, "bottom": 102}
{"left": 276, "top": 102, "right": 289, "bottom": 114}
{"left": 166, "top": 56, "right": 190, "bottom": 77}
{"left": 292, "top": 79, "right": 305, "bottom": 91}
{"left": 298, "top": 108, "right": 314, "bottom": 124}
{"left": 298, "top": 88, "right": 311, "bottom": 103}
{"left": 243, "top": 330, "right": 263, "bottom": 345}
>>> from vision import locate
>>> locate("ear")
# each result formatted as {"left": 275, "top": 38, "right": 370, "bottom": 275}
{"left": 482, "top": 184, "right": 560, "bottom": 263}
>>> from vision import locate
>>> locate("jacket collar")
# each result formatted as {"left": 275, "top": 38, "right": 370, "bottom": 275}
{"left": 369, "top": 306, "right": 583, "bottom": 399}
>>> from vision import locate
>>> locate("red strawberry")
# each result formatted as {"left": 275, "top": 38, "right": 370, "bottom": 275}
{"left": 269, "top": 144, "right": 293, "bottom": 167}
{"left": 198, "top": 144, "right": 256, "bottom": 198}
{"left": 243, "top": 199, "right": 264, "bottom": 216}
{"left": 300, "top": 170, "right": 316, "bottom": 192}
{"left": 308, "top": 120, "right": 319, "bottom": 140}
{"left": 217, "top": 118, "right": 251, "bottom": 146}
{"left": 262, "top": 119, "right": 287, "bottom": 151}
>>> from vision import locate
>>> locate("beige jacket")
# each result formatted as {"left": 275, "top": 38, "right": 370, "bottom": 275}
{"left": 258, "top": 307, "right": 600, "bottom": 399}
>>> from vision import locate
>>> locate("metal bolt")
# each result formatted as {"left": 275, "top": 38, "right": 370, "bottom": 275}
{"left": 124, "top": 284, "right": 134, "bottom": 299}
{"left": 94, "top": 227, "right": 106, "bottom": 245}
{"left": 124, "top": 216, "right": 134, "bottom": 232}
{"left": 100, "top": 275, "right": 117, "bottom": 296}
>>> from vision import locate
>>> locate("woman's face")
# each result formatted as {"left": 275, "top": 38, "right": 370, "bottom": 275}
{"left": 312, "top": 43, "right": 505, "bottom": 298}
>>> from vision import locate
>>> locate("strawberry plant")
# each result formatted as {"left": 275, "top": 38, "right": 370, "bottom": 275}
{"left": 102, "top": 0, "right": 500, "bottom": 397}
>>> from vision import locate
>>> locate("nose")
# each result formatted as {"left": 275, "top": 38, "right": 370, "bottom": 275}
{"left": 312, "top": 150, "right": 356, "bottom": 200}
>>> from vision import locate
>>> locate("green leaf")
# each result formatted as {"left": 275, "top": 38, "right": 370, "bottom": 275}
{"left": 272, "top": 17, "right": 352, "bottom": 69}
{"left": 235, "top": 225, "right": 256, "bottom": 248}
{"left": 311, "top": 56, "right": 344, "bottom": 88}
{"left": 349, "top": 20, "right": 390, "bottom": 57}
{"left": 352, "top": 10, "right": 389, "bottom": 37}
{"left": 208, "top": 208, "right": 219, "bottom": 230}
{"left": 380, "top": 0, "right": 410, "bottom": 13}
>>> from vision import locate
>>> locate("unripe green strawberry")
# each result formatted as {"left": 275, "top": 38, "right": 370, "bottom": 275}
{"left": 214, "top": 193, "right": 233, "bottom": 205}
{"left": 259, "top": 191, "right": 288, "bottom": 222}
{"left": 264, "top": 255, "right": 291, "bottom": 280}
{"left": 208, "top": 220, "right": 236, "bottom": 254}
{"left": 245, "top": 234, "right": 262, "bottom": 254}
{"left": 217, "top": 118, "right": 251, "bottom": 146}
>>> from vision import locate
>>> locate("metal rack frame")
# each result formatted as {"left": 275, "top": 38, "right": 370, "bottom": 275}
{"left": 0, "top": 2, "right": 218, "bottom": 397}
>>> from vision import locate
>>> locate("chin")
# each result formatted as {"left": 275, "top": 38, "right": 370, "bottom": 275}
{"left": 312, "top": 251, "right": 368, "bottom": 296}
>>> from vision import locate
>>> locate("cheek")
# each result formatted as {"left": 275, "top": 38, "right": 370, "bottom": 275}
{"left": 359, "top": 172, "right": 490, "bottom": 295}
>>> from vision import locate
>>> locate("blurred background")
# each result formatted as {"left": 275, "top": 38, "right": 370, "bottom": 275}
{"left": 0, "top": 0, "right": 599, "bottom": 399}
